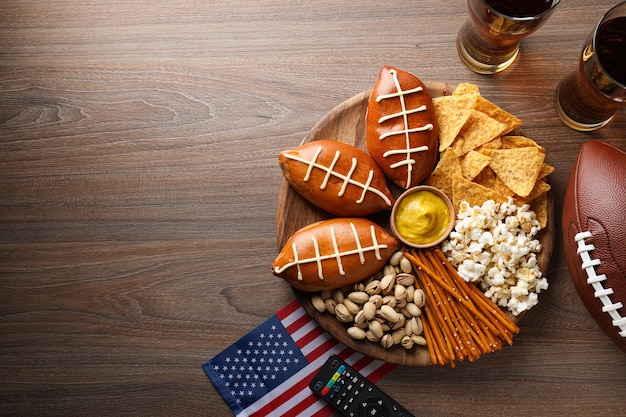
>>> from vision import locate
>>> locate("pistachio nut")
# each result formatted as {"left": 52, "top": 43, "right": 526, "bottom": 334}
{"left": 364, "top": 280, "right": 381, "bottom": 296}
{"left": 395, "top": 273, "right": 415, "bottom": 287}
{"left": 394, "top": 284, "right": 406, "bottom": 301}
{"left": 381, "top": 295, "right": 397, "bottom": 309}
{"left": 334, "top": 303, "right": 353, "bottom": 323}
{"left": 404, "top": 302, "right": 422, "bottom": 317}
{"left": 400, "top": 257, "right": 412, "bottom": 273}
{"left": 354, "top": 310, "right": 367, "bottom": 325}
{"left": 413, "top": 288, "right": 426, "bottom": 308}
{"left": 383, "top": 264, "right": 396, "bottom": 278}
{"left": 401, "top": 335, "right": 414, "bottom": 350}
{"left": 324, "top": 299, "right": 337, "bottom": 315}
{"left": 347, "top": 326, "right": 367, "bottom": 340}
{"left": 391, "top": 314, "right": 406, "bottom": 330}
{"left": 368, "top": 294, "right": 383, "bottom": 308}
{"left": 411, "top": 334, "right": 427, "bottom": 346}
{"left": 380, "top": 274, "right": 395, "bottom": 294}
{"left": 320, "top": 290, "right": 333, "bottom": 300}
{"left": 362, "top": 301, "right": 377, "bottom": 321}
{"left": 392, "top": 329, "right": 406, "bottom": 345}
{"left": 368, "top": 320, "right": 384, "bottom": 339}
{"left": 389, "top": 251, "right": 404, "bottom": 266}
{"left": 347, "top": 291, "right": 369, "bottom": 304}
{"left": 379, "top": 305, "right": 399, "bottom": 324}
{"left": 333, "top": 289, "right": 345, "bottom": 304}
{"left": 311, "top": 295, "right": 326, "bottom": 313}
{"left": 380, "top": 334, "right": 394, "bottom": 349}
{"left": 405, "top": 285, "right": 415, "bottom": 303}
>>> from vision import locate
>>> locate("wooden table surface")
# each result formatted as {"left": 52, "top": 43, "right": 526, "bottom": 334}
{"left": 2, "top": 1, "right": 625, "bottom": 415}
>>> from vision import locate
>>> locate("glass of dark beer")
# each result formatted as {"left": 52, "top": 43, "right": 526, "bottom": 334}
{"left": 555, "top": 2, "right": 626, "bottom": 131}
{"left": 457, "top": 0, "right": 560, "bottom": 75}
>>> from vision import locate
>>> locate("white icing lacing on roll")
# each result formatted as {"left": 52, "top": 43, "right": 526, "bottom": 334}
{"left": 284, "top": 146, "right": 393, "bottom": 207}
{"left": 575, "top": 231, "right": 626, "bottom": 337}
{"left": 376, "top": 68, "right": 433, "bottom": 189}
{"left": 274, "top": 224, "right": 389, "bottom": 282}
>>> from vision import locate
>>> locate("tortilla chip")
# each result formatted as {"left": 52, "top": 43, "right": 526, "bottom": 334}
{"left": 501, "top": 136, "right": 544, "bottom": 153}
{"left": 476, "top": 137, "right": 503, "bottom": 153}
{"left": 514, "top": 180, "right": 552, "bottom": 204}
{"left": 538, "top": 163, "right": 555, "bottom": 179}
{"left": 488, "top": 147, "right": 545, "bottom": 197}
{"left": 475, "top": 96, "right": 522, "bottom": 135}
{"left": 492, "top": 175, "right": 515, "bottom": 198}
{"left": 529, "top": 192, "right": 549, "bottom": 228}
{"left": 461, "top": 150, "right": 492, "bottom": 181}
{"left": 426, "top": 83, "right": 552, "bottom": 229}
{"left": 452, "top": 110, "right": 507, "bottom": 156}
{"left": 425, "top": 147, "right": 461, "bottom": 199}
{"left": 473, "top": 166, "right": 498, "bottom": 188}
{"left": 453, "top": 83, "right": 481, "bottom": 97}
{"left": 433, "top": 94, "right": 477, "bottom": 151}
{"left": 452, "top": 175, "right": 507, "bottom": 209}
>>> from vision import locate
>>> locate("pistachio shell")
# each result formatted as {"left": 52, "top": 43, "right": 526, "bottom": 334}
{"left": 368, "top": 320, "right": 384, "bottom": 339}
{"left": 380, "top": 334, "right": 394, "bottom": 349}
{"left": 311, "top": 295, "right": 326, "bottom": 313}
{"left": 400, "top": 257, "right": 412, "bottom": 273}
{"left": 347, "top": 291, "right": 369, "bottom": 304}
{"left": 347, "top": 326, "right": 367, "bottom": 340}
{"left": 389, "top": 251, "right": 404, "bottom": 266}
{"left": 363, "top": 301, "right": 377, "bottom": 321}
{"left": 335, "top": 303, "right": 353, "bottom": 322}
{"left": 380, "top": 305, "right": 399, "bottom": 323}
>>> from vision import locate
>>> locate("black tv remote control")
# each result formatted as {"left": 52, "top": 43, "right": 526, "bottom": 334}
{"left": 309, "top": 354, "right": 415, "bottom": 417}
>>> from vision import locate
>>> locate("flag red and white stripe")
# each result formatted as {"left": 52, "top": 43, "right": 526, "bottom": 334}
{"left": 204, "top": 298, "right": 396, "bottom": 417}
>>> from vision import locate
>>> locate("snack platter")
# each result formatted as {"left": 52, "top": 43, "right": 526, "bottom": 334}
{"left": 275, "top": 80, "right": 555, "bottom": 366}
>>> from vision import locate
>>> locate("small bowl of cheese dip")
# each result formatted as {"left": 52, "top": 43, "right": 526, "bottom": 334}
{"left": 390, "top": 185, "right": 455, "bottom": 249}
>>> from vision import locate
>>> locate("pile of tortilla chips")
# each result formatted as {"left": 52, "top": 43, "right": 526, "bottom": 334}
{"left": 426, "top": 83, "right": 553, "bottom": 227}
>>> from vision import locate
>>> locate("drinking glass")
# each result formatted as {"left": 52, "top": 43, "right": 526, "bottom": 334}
{"left": 555, "top": 2, "right": 626, "bottom": 131}
{"left": 457, "top": 0, "right": 560, "bottom": 74}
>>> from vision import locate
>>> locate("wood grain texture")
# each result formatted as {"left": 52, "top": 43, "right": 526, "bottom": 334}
{"left": 1, "top": 0, "right": 625, "bottom": 416}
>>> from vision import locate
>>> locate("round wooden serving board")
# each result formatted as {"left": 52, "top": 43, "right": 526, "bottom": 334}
{"left": 275, "top": 81, "right": 555, "bottom": 366}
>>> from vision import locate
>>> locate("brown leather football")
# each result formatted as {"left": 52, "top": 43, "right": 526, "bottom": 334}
{"left": 562, "top": 140, "right": 626, "bottom": 353}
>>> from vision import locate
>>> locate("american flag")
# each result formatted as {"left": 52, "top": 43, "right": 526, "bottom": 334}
{"left": 203, "top": 298, "right": 396, "bottom": 417}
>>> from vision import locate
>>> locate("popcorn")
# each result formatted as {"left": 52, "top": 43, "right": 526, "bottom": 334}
{"left": 441, "top": 197, "right": 548, "bottom": 316}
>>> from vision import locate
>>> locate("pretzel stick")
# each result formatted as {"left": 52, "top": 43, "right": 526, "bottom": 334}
{"left": 405, "top": 247, "right": 522, "bottom": 366}
{"left": 406, "top": 250, "right": 502, "bottom": 337}
{"left": 419, "top": 249, "right": 480, "bottom": 360}
{"left": 421, "top": 315, "right": 442, "bottom": 365}
{"left": 416, "top": 250, "right": 469, "bottom": 362}
{"left": 434, "top": 247, "right": 520, "bottom": 336}
{"left": 422, "top": 275, "right": 457, "bottom": 363}
{"left": 425, "top": 248, "right": 508, "bottom": 353}
{"left": 413, "top": 276, "right": 449, "bottom": 365}
{"left": 432, "top": 248, "right": 517, "bottom": 347}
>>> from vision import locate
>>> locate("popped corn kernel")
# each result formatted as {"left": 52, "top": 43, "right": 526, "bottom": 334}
{"left": 443, "top": 197, "right": 547, "bottom": 316}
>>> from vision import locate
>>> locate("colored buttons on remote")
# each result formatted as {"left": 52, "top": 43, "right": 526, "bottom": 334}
{"left": 309, "top": 355, "right": 415, "bottom": 417}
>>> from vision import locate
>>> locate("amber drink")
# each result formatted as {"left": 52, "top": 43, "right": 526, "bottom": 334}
{"left": 555, "top": 2, "right": 626, "bottom": 131}
{"left": 457, "top": 0, "right": 560, "bottom": 74}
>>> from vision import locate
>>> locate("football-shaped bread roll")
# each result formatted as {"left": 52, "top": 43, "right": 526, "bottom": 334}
{"left": 272, "top": 217, "right": 400, "bottom": 292}
{"left": 278, "top": 140, "right": 395, "bottom": 216}
{"left": 366, "top": 66, "right": 439, "bottom": 189}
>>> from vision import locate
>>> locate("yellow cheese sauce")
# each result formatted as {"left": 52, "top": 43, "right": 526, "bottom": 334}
{"left": 394, "top": 190, "right": 451, "bottom": 246}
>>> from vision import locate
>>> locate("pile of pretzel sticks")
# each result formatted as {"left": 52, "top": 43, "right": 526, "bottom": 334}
{"left": 405, "top": 247, "right": 520, "bottom": 367}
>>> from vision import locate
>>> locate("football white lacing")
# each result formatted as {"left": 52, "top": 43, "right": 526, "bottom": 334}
{"left": 283, "top": 146, "right": 393, "bottom": 207}
{"left": 375, "top": 68, "right": 434, "bottom": 189}
{"left": 575, "top": 231, "right": 626, "bottom": 337}
{"left": 274, "top": 223, "right": 388, "bottom": 282}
